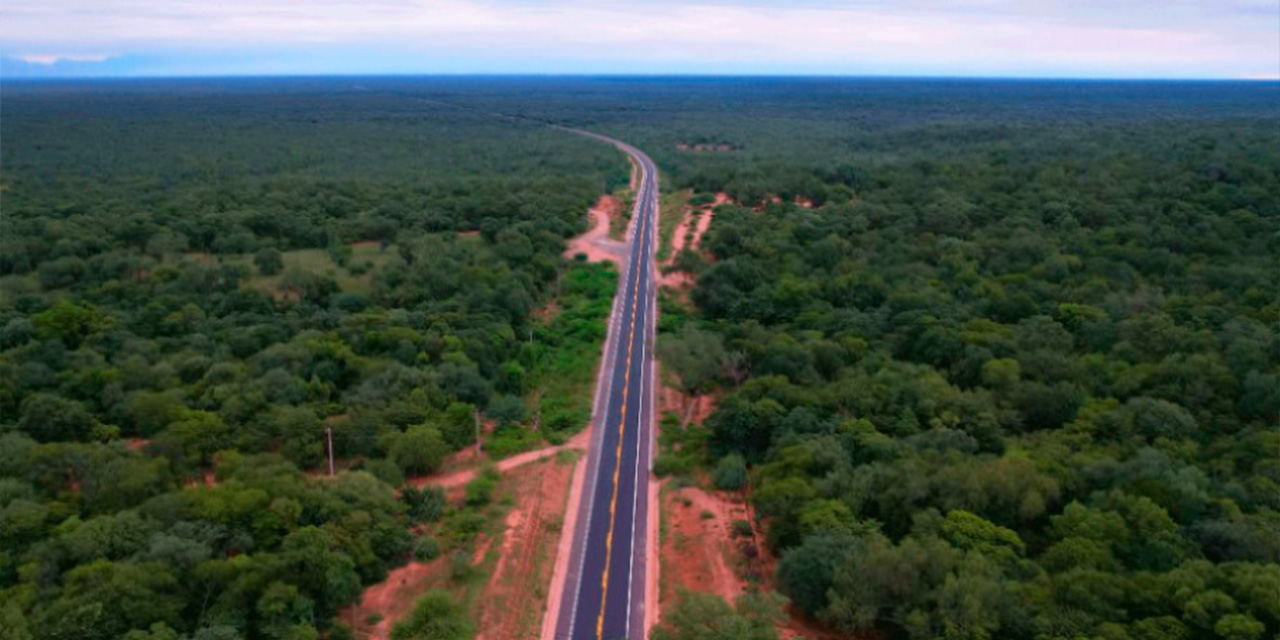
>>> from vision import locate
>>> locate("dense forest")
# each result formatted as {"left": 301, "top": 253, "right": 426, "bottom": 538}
{"left": 633, "top": 80, "right": 1280, "bottom": 640}
{"left": 0, "top": 80, "right": 628, "bottom": 639}
{"left": 1, "top": 77, "right": 1277, "bottom": 640}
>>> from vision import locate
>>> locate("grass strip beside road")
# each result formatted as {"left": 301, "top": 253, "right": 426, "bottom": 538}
{"left": 656, "top": 189, "right": 690, "bottom": 263}
{"left": 485, "top": 262, "right": 617, "bottom": 459}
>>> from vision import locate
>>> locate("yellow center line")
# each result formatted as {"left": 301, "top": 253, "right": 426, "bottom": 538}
{"left": 595, "top": 175, "right": 651, "bottom": 640}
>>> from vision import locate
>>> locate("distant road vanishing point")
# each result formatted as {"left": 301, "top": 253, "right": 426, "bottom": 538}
{"left": 553, "top": 129, "right": 660, "bottom": 640}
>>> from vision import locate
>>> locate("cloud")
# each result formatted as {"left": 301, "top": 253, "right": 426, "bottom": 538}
{"left": 0, "top": 0, "right": 1275, "bottom": 77}
{"left": 14, "top": 53, "right": 110, "bottom": 65}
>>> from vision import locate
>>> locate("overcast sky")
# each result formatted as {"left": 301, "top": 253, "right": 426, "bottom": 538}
{"left": 2, "top": 0, "right": 1277, "bottom": 78}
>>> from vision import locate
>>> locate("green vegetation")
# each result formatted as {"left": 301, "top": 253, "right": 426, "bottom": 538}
{"left": 622, "top": 79, "right": 1280, "bottom": 640}
{"left": 711, "top": 453, "right": 747, "bottom": 492}
{"left": 656, "top": 189, "right": 691, "bottom": 262}
{"left": 0, "top": 80, "right": 626, "bottom": 638}
{"left": 651, "top": 590, "right": 787, "bottom": 640}
{"left": 609, "top": 186, "right": 634, "bottom": 240}
{"left": 390, "top": 590, "right": 473, "bottom": 640}
{"left": 1, "top": 77, "right": 1277, "bottom": 640}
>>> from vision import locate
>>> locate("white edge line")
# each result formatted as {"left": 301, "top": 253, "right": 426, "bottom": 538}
{"left": 624, "top": 174, "right": 651, "bottom": 639}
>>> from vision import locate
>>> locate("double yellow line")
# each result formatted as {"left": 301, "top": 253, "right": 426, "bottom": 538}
{"left": 595, "top": 170, "right": 652, "bottom": 639}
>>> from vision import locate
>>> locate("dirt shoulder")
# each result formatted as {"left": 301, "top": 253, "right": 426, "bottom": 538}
{"left": 660, "top": 482, "right": 753, "bottom": 605}
{"left": 474, "top": 454, "right": 579, "bottom": 640}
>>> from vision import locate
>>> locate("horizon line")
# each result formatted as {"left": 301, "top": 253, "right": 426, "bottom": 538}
{"left": 4, "top": 71, "right": 1278, "bottom": 83}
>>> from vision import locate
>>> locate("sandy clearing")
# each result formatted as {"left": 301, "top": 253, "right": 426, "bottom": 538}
{"left": 686, "top": 209, "right": 715, "bottom": 249}
{"left": 660, "top": 483, "right": 752, "bottom": 605}
{"left": 657, "top": 482, "right": 827, "bottom": 638}
{"left": 564, "top": 194, "right": 627, "bottom": 267}
{"left": 664, "top": 212, "right": 695, "bottom": 265}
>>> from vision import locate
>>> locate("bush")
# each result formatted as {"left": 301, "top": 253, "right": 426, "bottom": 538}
{"left": 402, "top": 485, "right": 447, "bottom": 523}
{"left": 444, "top": 511, "right": 487, "bottom": 545}
{"left": 448, "top": 551, "right": 473, "bottom": 583}
{"left": 482, "top": 424, "right": 542, "bottom": 460}
{"left": 651, "top": 590, "right": 786, "bottom": 640}
{"left": 363, "top": 458, "right": 405, "bottom": 487}
{"left": 414, "top": 535, "right": 441, "bottom": 561}
{"left": 653, "top": 451, "right": 694, "bottom": 478}
{"left": 390, "top": 425, "right": 449, "bottom": 476}
{"left": 390, "top": 590, "right": 473, "bottom": 640}
{"left": 732, "top": 519, "right": 754, "bottom": 537}
{"left": 465, "top": 465, "right": 499, "bottom": 506}
{"left": 254, "top": 248, "right": 284, "bottom": 276}
{"left": 712, "top": 454, "right": 748, "bottom": 491}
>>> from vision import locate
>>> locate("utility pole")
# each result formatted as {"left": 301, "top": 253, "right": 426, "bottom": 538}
{"left": 529, "top": 327, "right": 540, "bottom": 431}
{"left": 474, "top": 408, "right": 482, "bottom": 456}
{"left": 325, "top": 427, "right": 335, "bottom": 477}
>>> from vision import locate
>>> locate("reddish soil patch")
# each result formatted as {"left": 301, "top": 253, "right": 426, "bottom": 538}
{"left": 564, "top": 195, "right": 627, "bottom": 267}
{"left": 472, "top": 533, "right": 494, "bottom": 565}
{"left": 474, "top": 455, "right": 577, "bottom": 640}
{"left": 665, "top": 388, "right": 718, "bottom": 427}
{"left": 658, "top": 481, "right": 828, "bottom": 638}
{"left": 122, "top": 438, "right": 150, "bottom": 452}
{"left": 684, "top": 393, "right": 719, "bottom": 427}
{"left": 183, "top": 469, "right": 218, "bottom": 489}
{"left": 660, "top": 270, "right": 695, "bottom": 290}
{"left": 660, "top": 483, "right": 756, "bottom": 605}
{"left": 659, "top": 377, "right": 685, "bottom": 417}
{"left": 675, "top": 143, "right": 737, "bottom": 153}
{"left": 532, "top": 299, "right": 562, "bottom": 324}
{"left": 660, "top": 193, "right": 728, "bottom": 290}
{"left": 657, "top": 365, "right": 720, "bottom": 427}
{"left": 780, "top": 610, "right": 848, "bottom": 640}
{"left": 344, "top": 451, "right": 584, "bottom": 640}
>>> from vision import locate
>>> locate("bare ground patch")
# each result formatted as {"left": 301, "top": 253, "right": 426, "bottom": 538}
{"left": 660, "top": 192, "right": 729, "bottom": 291}
{"left": 659, "top": 482, "right": 757, "bottom": 605}
{"left": 474, "top": 454, "right": 577, "bottom": 640}
{"left": 564, "top": 194, "right": 627, "bottom": 267}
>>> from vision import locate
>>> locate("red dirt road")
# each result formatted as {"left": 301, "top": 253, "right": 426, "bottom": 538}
{"left": 406, "top": 427, "right": 592, "bottom": 491}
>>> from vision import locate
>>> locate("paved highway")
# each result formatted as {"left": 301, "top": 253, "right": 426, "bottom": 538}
{"left": 553, "top": 130, "right": 659, "bottom": 640}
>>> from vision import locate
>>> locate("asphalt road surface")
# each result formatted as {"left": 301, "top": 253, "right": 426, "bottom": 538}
{"left": 554, "top": 130, "right": 659, "bottom": 640}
